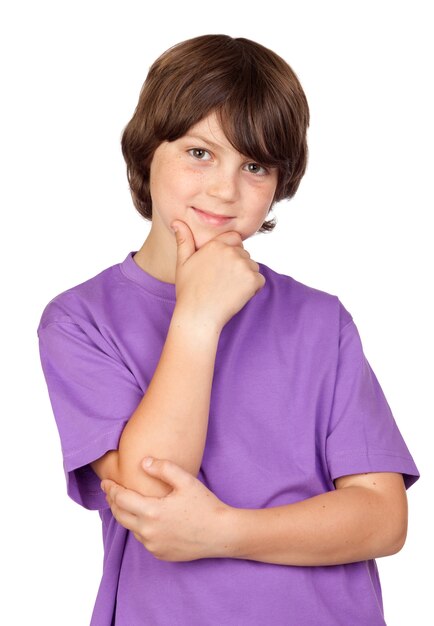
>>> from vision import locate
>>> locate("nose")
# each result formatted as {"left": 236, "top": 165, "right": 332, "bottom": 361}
{"left": 206, "top": 165, "right": 239, "bottom": 203}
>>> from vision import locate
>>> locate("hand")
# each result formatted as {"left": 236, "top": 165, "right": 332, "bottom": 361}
{"left": 101, "top": 457, "right": 232, "bottom": 562}
{"left": 171, "top": 220, "right": 266, "bottom": 330}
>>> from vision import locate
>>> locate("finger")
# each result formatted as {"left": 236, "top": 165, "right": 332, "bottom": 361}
{"left": 248, "top": 259, "right": 260, "bottom": 272}
{"left": 237, "top": 248, "right": 251, "bottom": 259}
{"left": 142, "top": 456, "right": 194, "bottom": 489}
{"left": 109, "top": 484, "right": 157, "bottom": 518}
{"left": 171, "top": 220, "right": 196, "bottom": 265}
{"left": 212, "top": 230, "right": 244, "bottom": 247}
{"left": 110, "top": 500, "right": 141, "bottom": 534}
{"left": 101, "top": 479, "right": 118, "bottom": 494}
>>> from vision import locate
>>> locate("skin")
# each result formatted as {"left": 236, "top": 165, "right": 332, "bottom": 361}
{"left": 99, "top": 111, "right": 408, "bottom": 565}
{"left": 132, "top": 110, "right": 278, "bottom": 284}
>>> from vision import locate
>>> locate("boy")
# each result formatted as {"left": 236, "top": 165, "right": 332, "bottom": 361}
{"left": 37, "top": 34, "right": 419, "bottom": 625}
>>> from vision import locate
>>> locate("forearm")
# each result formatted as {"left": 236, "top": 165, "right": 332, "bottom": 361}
{"left": 220, "top": 485, "right": 407, "bottom": 566}
{"left": 107, "top": 307, "right": 220, "bottom": 497}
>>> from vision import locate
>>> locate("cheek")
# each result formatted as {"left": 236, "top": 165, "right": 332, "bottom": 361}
{"left": 248, "top": 185, "right": 276, "bottom": 216}
{"left": 150, "top": 182, "right": 177, "bottom": 216}
{"left": 158, "top": 167, "right": 200, "bottom": 205}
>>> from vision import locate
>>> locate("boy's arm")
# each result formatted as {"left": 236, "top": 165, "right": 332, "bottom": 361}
{"left": 220, "top": 471, "right": 408, "bottom": 565}
{"left": 91, "top": 307, "right": 220, "bottom": 498}
{"left": 91, "top": 221, "right": 263, "bottom": 499}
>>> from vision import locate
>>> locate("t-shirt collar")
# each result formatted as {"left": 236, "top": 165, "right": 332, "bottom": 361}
{"left": 120, "top": 251, "right": 177, "bottom": 302}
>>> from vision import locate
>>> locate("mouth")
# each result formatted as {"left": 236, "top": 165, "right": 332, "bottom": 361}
{"left": 191, "top": 207, "right": 234, "bottom": 226}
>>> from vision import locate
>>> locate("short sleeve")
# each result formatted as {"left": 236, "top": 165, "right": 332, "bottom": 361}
{"left": 326, "top": 318, "right": 420, "bottom": 489}
{"left": 38, "top": 318, "right": 144, "bottom": 510}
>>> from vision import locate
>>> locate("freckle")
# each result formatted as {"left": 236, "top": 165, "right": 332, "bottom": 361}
{"left": 373, "top": 482, "right": 376, "bottom": 485}
{"left": 322, "top": 505, "right": 326, "bottom": 508}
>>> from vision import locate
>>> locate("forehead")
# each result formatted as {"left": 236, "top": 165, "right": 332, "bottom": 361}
{"left": 182, "top": 112, "right": 234, "bottom": 151}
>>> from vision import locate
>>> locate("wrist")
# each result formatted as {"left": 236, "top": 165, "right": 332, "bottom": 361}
{"left": 171, "top": 305, "right": 222, "bottom": 339}
{"left": 213, "top": 505, "right": 246, "bottom": 560}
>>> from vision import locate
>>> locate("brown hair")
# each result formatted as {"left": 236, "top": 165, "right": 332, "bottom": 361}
{"left": 121, "top": 34, "right": 310, "bottom": 233}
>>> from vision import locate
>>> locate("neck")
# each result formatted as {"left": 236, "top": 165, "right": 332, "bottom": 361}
{"left": 133, "top": 229, "right": 177, "bottom": 285}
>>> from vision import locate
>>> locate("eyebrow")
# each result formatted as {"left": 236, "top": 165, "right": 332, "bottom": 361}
{"left": 183, "top": 134, "right": 226, "bottom": 151}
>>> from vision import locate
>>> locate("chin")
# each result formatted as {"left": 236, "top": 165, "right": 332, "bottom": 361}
{"left": 192, "top": 232, "right": 213, "bottom": 250}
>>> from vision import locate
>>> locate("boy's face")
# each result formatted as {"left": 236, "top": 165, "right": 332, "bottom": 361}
{"left": 147, "top": 111, "right": 278, "bottom": 254}
{"left": 150, "top": 109, "right": 277, "bottom": 239}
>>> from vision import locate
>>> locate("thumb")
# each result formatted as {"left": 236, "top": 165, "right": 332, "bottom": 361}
{"left": 171, "top": 220, "right": 196, "bottom": 267}
{"left": 141, "top": 457, "right": 193, "bottom": 488}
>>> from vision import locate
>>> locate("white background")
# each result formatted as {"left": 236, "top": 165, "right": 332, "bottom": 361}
{"left": 1, "top": 1, "right": 432, "bottom": 624}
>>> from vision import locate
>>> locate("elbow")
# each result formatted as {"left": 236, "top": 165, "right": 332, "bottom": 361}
{"left": 390, "top": 491, "right": 409, "bottom": 555}
{"left": 378, "top": 503, "right": 408, "bottom": 557}
{"left": 385, "top": 518, "right": 408, "bottom": 556}
{"left": 376, "top": 477, "right": 409, "bottom": 557}
{"left": 380, "top": 531, "right": 407, "bottom": 557}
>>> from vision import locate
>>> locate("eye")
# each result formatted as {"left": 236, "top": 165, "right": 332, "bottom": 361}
{"left": 244, "top": 162, "right": 269, "bottom": 176}
{"left": 188, "top": 148, "right": 212, "bottom": 161}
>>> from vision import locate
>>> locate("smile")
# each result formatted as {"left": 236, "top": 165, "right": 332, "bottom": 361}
{"left": 192, "top": 207, "right": 234, "bottom": 226}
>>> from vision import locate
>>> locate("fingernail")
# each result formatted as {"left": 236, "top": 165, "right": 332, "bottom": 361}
{"left": 144, "top": 456, "right": 154, "bottom": 467}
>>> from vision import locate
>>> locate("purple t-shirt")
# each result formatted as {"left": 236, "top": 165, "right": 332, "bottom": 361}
{"left": 37, "top": 251, "right": 419, "bottom": 626}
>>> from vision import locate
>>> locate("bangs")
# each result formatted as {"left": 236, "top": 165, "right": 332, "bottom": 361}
{"left": 214, "top": 42, "right": 308, "bottom": 177}
{"left": 217, "top": 89, "right": 294, "bottom": 172}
